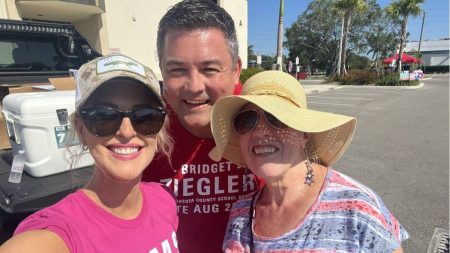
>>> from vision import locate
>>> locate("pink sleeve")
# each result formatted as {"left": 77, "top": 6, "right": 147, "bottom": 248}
{"left": 14, "top": 209, "right": 75, "bottom": 252}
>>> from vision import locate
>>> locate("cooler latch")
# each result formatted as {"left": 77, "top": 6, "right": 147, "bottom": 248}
{"left": 56, "top": 109, "right": 69, "bottom": 125}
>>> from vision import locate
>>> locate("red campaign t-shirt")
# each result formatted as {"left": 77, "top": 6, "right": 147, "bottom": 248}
{"left": 142, "top": 83, "right": 261, "bottom": 253}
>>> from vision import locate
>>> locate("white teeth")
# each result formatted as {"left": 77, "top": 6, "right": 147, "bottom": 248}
{"left": 253, "top": 146, "right": 277, "bottom": 155}
{"left": 111, "top": 147, "right": 139, "bottom": 155}
{"left": 186, "top": 100, "right": 208, "bottom": 105}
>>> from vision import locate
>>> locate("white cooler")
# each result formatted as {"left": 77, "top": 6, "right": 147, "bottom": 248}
{"left": 1, "top": 91, "right": 94, "bottom": 177}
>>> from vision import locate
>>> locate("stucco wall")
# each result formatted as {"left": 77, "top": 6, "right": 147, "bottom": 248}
{"left": 220, "top": 0, "right": 248, "bottom": 69}
{"left": 100, "top": 0, "right": 179, "bottom": 79}
{"left": 0, "top": 0, "right": 20, "bottom": 19}
{"left": 3, "top": 0, "right": 248, "bottom": 79}
{"left": 73, "top": 14, "right": 109, "bottom": 56}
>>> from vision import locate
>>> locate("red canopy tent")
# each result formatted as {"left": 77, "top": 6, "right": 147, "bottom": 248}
{"left": 383, "top": 53, "right": 421, "bottom": 64}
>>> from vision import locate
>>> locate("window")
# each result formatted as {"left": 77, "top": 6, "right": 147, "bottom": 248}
{"left": 0, "top": 34, "right": 79, "bottom": 72}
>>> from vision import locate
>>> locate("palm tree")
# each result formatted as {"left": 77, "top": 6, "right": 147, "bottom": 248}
{"left": 276, "top": 0, "right": 284, "bottom": 71}
{"left": 334, "top": 0, "right": 367, "bottom": 76}
{"left": 386, "top": 0, "right": 424, "bottom": 73}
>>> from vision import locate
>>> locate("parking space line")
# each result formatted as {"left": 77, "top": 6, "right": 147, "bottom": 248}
{"left": 325, "top": 92, "right": 384, "bottom": 96}
{"left": 343, "top": 89, "right": 403, "bottom": 93}
{"left": 307, "top": 96, "right": 374, "bottom": 100}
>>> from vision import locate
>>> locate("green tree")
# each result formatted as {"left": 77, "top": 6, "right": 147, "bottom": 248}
{"left": 365, "top": 10, "right": 401, "bottom": 70}
{"left": 285, "top": 0, "right": 385, "bottom": 74}
{"left": 261, "top": 55, "right": 276, "bottom": 70}
{"left": 248, "top": 45, "right": 256, "bottom": 67}
{"left": 333, "top": 0, "right": 368, "bottom": 76}
{"left": 285, "top": 0, "right": 340, "bottom": 74}
{"left": 385, "top": 0, "right": 424, "bottom": 73}
{"left": 346, "top": 52, "right": 370, "bottom": 69}
{"left": 248, "top": 45, "right": 255, "bottom": 60}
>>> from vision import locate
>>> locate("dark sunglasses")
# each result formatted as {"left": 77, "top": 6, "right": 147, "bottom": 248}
{"left": 233, "top": 109, "right": 288, "bottom": 135}
{"left": 79, "top": 106, "right": 167, "bottom": 137}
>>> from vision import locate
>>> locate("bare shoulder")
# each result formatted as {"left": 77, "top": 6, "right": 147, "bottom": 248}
{"left": 0, "top": 230, "right": 69, "bottom": 253}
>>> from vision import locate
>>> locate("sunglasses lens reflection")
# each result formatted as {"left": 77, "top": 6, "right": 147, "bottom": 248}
{"left": 80, "top": 106, "right": 166, "bottom": 137}
{"left": 264, "top": 112, "right": 288, "bottom": 129}
{"left": 234, "top": 110, "right": 258, "bottom": 135}
{"left": 233, "top": 109, "right": 288, "bottom": 135}
{"left": 132, "top": 108, "right": 166, "bottom": 135}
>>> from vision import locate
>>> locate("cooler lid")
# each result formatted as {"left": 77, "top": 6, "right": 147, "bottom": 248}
{"left": 2, "top": 91, "right": 76, "bottom": 115}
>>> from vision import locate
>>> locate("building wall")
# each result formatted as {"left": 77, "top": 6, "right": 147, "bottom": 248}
{"left": 2, "top": 0, "right": 248, "bottom": 79}
{"left": 73, "top": 14, "right": 109, "bottom": 56}
{"left": 100, "top": 0, "right": 179, "bottom": 78}
{"left": 0, "top": 0, "right": 20, "bottom": 19}
{"left": 220, "top": 0, "right": 248, "bottom": 69}
{"left": 406, "top": 39, "right": 449, "bottom": 67}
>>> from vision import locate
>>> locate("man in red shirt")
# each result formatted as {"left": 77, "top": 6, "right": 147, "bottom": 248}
{"left": 142, "top": 1, "right": 260, "bottom": 253}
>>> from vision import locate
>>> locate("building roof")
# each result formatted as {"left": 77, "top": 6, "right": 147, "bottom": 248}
{"left": 406, "top": 38, "right": 449, "bottom": 52}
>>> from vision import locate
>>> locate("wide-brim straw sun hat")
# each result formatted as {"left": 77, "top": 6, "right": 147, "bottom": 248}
{"left": 209, "top": 70, "right": 357, "bottom": 168}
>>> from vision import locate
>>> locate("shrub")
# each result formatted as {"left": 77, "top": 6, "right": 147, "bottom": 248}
{"left": 376, "top": 73, "right": 399, "bottom": 86}
{"left": 334, "top": 69, "right": 378, "bottom": 85}
{"left": 240, "top": 67, "right": 264, "bottom": 84}
{"left": 376, "top": 73, "right": 420, "bottom": 86}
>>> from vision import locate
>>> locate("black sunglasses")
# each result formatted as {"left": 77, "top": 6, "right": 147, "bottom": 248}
{"left": 79, "top": 106, "right": 167, "bottom": 137}
{"left": 233, "top": 109, "right": 288, "bottom": 135}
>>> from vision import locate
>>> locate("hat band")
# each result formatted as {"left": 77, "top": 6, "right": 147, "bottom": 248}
{"left": 245, "top": 83, "right": 303, "bottom": 108}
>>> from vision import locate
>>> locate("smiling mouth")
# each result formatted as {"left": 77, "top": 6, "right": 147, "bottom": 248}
{"left": 109, "top": 147, "right": 140, "bottom": 155}
{"left": 184, "top": 99, "right": 210, "bottom": 106}
{"left": 252, "top": 146, "right": 279, "bottom": 155}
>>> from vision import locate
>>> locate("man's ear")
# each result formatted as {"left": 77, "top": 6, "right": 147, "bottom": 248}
{"left": 234, "top": 57, "right": 242, "bottom": 84}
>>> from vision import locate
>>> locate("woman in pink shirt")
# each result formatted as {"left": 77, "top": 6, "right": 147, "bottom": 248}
{"left": 0, "top": 54, "right": 179, "bottom": 253}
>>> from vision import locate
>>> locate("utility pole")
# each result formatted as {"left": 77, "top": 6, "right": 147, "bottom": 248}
{"left": 276, "top": 0, "right": 284, "bottom": 71}
{"left": 418, "top": 12, "right": 425, "bottom": 70}
{"left": 418, "top": 12, "right": 425, "bottom": 54}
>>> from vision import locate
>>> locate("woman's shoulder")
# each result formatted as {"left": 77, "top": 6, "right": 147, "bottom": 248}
{"left": 322, "top": 169, "right": 407, "bottom": 234}
{"left": 322, "top": 169, "right": 396, "bottom": 224}
{"left": 325, "top": 169, "right": 383, "bottom": 202}
{"left": 13, "top": 191, "right": 85, "bottom": 250}
{"left": 20, "top": 190, "right": 84, "bottom": 222}
{"left": 317, "top": 169, "right": 409, "bottom": 251}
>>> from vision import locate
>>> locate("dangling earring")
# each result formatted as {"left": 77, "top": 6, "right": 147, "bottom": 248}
{"left": 155, "top": 143, "right": 158, "bottom": 153}
{"left": 82, "top": 144, "right": 88, "bottom": 151}
{"left": 304, "top": 147, "right": 315, "bottom": 186}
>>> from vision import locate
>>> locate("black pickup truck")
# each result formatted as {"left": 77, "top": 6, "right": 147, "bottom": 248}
{"left": 0, "top": 18, "right": 101, "bottom": 243}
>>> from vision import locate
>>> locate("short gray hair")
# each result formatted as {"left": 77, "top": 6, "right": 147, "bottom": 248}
{"left": 157, "top": 0, "right": 239, "bottom": 66}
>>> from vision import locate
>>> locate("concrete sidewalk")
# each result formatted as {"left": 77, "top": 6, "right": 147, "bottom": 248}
{"left": 300, "top": 79, "right": 425, "bottom": 94}
{"left": 300, "top": 80, "right": 342, "bottom": 95}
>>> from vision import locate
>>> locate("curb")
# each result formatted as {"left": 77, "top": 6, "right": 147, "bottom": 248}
{"left": 340, "top": 82, "right": 424, "bottom": 89}
{"left": 304, "top": 86, "right": 343, "bottom": 95}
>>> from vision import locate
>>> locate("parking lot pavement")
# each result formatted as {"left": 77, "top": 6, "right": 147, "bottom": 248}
{"left": 303, "top": 77, "right": 449, "bottom": 253}
{"left": 301, "top": 81, "right": 425, "bottom": 95}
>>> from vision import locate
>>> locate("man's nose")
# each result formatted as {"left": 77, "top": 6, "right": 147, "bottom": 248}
{"left": 186, "top": 70, "right": 206, "bottom": 94}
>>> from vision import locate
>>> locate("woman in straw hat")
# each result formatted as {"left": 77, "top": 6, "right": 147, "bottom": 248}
{"left": 210, "top": 70, "right": 408, "bottom": 253}
{"left": 0, "top": 54, "right": 178, "bottom": 253}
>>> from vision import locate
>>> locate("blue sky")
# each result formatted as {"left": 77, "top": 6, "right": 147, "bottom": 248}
{"left": 248, "top": 0, "right": 450, "bottom": 56}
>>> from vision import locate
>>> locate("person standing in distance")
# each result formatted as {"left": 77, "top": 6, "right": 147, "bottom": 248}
{"left": 142, "top": 1, "right": 261, "bottom": 252}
